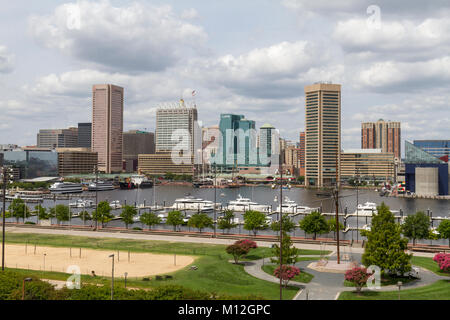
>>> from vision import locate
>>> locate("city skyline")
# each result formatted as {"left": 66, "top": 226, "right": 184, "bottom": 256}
{"left": 1, "top": 1, "right": 450, "bottom": 148}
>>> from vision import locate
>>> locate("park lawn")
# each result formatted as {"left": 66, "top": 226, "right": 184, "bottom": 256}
{"left": 1, "top": 232, "right": 321, "bottom": 299}
{"left": 261, "top": 264, "right": 314, "bottom": 283}
{"left": 411, "top": 256, "right": 449, "bottom": 277}
{"left": 338, "top": 280, "right": 450, "bottom": 300}
{"left": 344, "top": 275, "right": 417, "bottom": 288}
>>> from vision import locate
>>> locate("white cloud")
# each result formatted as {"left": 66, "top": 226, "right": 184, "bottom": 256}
{"left": 0, "top": 46, "right": 15, "bottom": 73}
{"left": 29, "top": 0, "right": 208, "bottom": 72}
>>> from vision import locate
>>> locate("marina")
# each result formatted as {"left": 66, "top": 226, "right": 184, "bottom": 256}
{"left": 2, "top": 185, "right": 449, "bottom": 245}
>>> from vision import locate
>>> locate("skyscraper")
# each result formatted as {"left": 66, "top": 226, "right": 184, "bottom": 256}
{"left": 123, "top": 130, "right": 155, "bottom": 172}
{"left": 155, "top": 100, "right": 198, "bottom": 159}
{"left": 77, "top": 123, "right": 92, "bottom": 149}
{"left": 259, "top": 124, "right": 276, "bottom": 167}
{"left": 37, "top": 128, "right": 78, "bottom": 149}
{"left": 304, "top": 83, "right": 341, "bottom": 187}
{"left": 361, "top": 120, "right": 401, "bottom": 159}
{"left": 217, "top": 114, "right": 256, "bottom": 169}
{"left": 92, "top": 84, "right": 124, "bottom": 173}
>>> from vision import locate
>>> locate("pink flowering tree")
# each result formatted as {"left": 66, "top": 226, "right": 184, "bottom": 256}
{"left": 433, "top": 253, "right": 450, "bottom": 273}
{"left": 273, "top": 265, "right": 301, "bottom": 288}
{"left": 345, "top": 267, "right": 371, "bottom": 295}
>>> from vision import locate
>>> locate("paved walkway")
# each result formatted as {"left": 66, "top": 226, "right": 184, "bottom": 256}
{"left": 244, "top": 252, "right": 448, "bottom": 300}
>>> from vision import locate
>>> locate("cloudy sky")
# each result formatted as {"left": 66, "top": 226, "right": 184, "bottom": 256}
{"left": 1, "top": 0, "right": 450, "bottom": 152}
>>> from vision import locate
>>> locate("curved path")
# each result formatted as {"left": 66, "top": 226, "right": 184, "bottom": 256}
{"left": 244, "top": 253, "right": 448, "bottom": 300}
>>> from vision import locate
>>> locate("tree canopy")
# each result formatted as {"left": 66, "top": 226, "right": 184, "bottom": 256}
{"left": 401, "top": 211, "right": 431, "bottom": 245}
{"left": 299, "top": 211, "right": 329, "bottom": 240}
{"left": 188, "top": 213, "right": 213, "bottom": 233}
{"left": 362, "top": 203, "right": 411, "bottom": 276}
{"left": 120, "top": 205, "right": 138, "bottom": 229}
{"left": 243, "top": 210, "right": 269, "bottom": 236}
{"left": 166, "top": 211, "right": 184, "bottom": 231}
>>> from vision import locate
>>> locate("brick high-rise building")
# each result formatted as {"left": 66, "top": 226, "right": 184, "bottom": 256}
{"left": 304, "top": 83, "right": 341, "bottom": 187}
{"left": 299, "top": 132, "right": 305, "bottom": 177}
{"left": 92, "top": 84, "right": 124, "bottom": 173}
{"left": 361, "top": 120, "right": 401, "bottom": 159}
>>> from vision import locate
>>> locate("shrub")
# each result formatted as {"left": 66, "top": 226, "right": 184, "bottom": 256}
{"left": 273, "top": 265, "right": 301, "bottom": 288}
{"left": 345, "top": 267, "right": 371, "bottom": 294}
{"left": 234, "top": 239, "right": 257, "bottom": 251}
{"left": 433, "top": 253, "right": 450, "bottom": 273}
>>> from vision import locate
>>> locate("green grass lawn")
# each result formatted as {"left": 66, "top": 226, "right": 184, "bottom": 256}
{"left": 261, "top": 264, "right": 314, "bottom": 283}
{"left": 411, "top": 256, "right": 450, "bottom": 277}
{"left": 344, "top": 275, "right": 417, "bottom": 288}
{"left": 1, "top": 232, "right": 328, "bottom": 300}
{"left": 338, "top": 280, "right": 450, "bottom": 300}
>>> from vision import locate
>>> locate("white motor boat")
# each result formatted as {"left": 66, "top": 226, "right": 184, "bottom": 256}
{"left": 227, "top": 195, "right": 271, "bottom": 212}
{"left": 171, "top": 196, "right": 215, "bottom": 212}
{"left": 50, "top": 182, "right": 83, "bottom": 194}
{"left": 357, "top": 202, "right": 377, "bottom": 213}
{"left": 110, "top": 200, "right": 122, "bottom": 209}
{"left": 88, "top": 181, "right": 115, "bottom": 191}
{"left": 275, "top": 197, "right": 306, "bottom": 214}
{"left": 69, "top": 199, "right": 94, "bottom": 208}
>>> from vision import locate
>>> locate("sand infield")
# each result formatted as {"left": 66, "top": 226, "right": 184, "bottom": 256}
{"left": 2, "top": 244, "right": 195, "bottom": 278}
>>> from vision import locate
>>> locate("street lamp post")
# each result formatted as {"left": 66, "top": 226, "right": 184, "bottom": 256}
{"left": 22, "top": 278, "right": 32, "bottom": 300}
{"left": 213, "top": 162, "right": 217, "bottom": 238}
{"left": 124, "top": 272, "right": 128, "bottom": 289}
{"left": 109, "top": 254, "right": 115, "bottom": 300}
{"left": 94, "top": 165, "right": 99, "bottom": 231}
{"left": 2, "top": 167, "right": 14, "bottom": 271}
{"left": 397, "top": 281, "right": 402, "bottom": 300}
{"left": 356, "top": 168, "right": 360, "bottom": 242}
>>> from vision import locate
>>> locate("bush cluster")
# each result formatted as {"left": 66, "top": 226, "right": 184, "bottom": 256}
{"left": 433, "top": 253, "right": 450, "bottom": 273}
{"left": 273, "top": 265, "right": 301, "bottom": 288}
{"left": 344, "top": 267, "right": 371, "bottom": 293}
{"left": 226, "top": 239, "right": 258, "bottom": 264}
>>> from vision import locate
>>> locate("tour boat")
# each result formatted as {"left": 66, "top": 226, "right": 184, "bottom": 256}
{"left": 226, "top": 195, "right": 271, "bottom": 212}
{"left": 171, "top": 196, "right": 215, "bottom": 211}
{"left": 49, "top": 182, "right": 83, "bottom": 194}
{"left": 6, "top": 191, "right": 44, "bottom": 202}
{"left": 88, "top": 181, "right": 115, "bottom": 191}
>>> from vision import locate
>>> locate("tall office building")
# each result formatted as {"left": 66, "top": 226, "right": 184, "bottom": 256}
{"left": 77, "top": 123, "right": 92, "bottom": 148}
{"left": 362, "top": 120, "right": 401, "bottom": 159}
{"left": 156, "top": 100, "right": 198, "bottom": 156}
{"left": 123, "top": 130, "right": 155, "bottom": 172}
{"left": 304, "top": 83, "right": 341, "bottom": 187}
{"left": 259, "top": 124, "right": 276, "bottom": 167}
{"left": 37, "top": 128, "right": 78, "bottom": 149}
{"left": 217, "top": 114, "right": 256, "bottom": 169}
{"left": 299, "top": 132, "right": 306, "bottom": 177}
{"left": 92, "top": 84, "right": 124, "bottom": 173}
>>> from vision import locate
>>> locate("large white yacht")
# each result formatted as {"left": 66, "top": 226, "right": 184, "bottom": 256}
{"left": 49, "top": 182, "right": 83, "bottom": 194}
{"left": 88, "top": 181, "right": 115, "bottom": 191}
{"left": 110, "top": 200, "right": 122, "bottom": 209}
{"left": 171, "top": 196, "right": 215, "bottom": 211}
{"left": 227, "top": 195, "right": 271, "bottom": 212}
{"left": 275, "top": 197, "right": 299, "bottom": 214}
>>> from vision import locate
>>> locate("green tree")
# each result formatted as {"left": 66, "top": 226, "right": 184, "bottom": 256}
{"left": 139, "top": 212, "right": 161, "bottom": 230}
{"left": 8, "top": 198, "right": 30, "bottom": 223}
{"left": 271, "top": 231, "right": 299, "bottom": 265}
{"left": 243, "top": 210, "right": 269, "bottom": 236}
{"left": 299, "top": 211, "right": 329, "bottom": 240}
{"left": 226, "top": 244, "right": 248, "bottom": 264}
{"left": 50, "top": 204, "right": 70, "bottom": 225}
{"left": 188, "top": 213, "right": 213, "bottom": 233}
{"left": 120, "top": 205, "right": 137, "bottom": 229}
{"left": 166, "top": 211, "right": 184, "bottom": 232}
{"left": 362, "top": 202, "right": 411, "bottom": 276}
{"left": 327, "top": 218, "right": 344, "bottom": 240}
{"left": 34, "top": 205, "right": 48, "bottom": 221}
{"left": 270, "top": 215, "right": 296, "bottom": 233}
{"left": 401, "top": 211, "right": 431, "bottom": 245}
{"left": 437, "top": 219, "right": 450, "bottom": 248}
{"left": 92, "top": 201, "right": 114, "bottom": 228}
{"left": 79, "top": 211, "right": 91, "bottom": 226}
{"left": 217, "top": 210, "right": 237, "bottom": 234}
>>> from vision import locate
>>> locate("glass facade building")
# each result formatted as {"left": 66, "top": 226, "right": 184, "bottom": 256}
{"left": 413, "top": 140, "right": 450, "bottom": 160}
{"left": 1, "top": 150, "right": 58, "bottom": 178}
